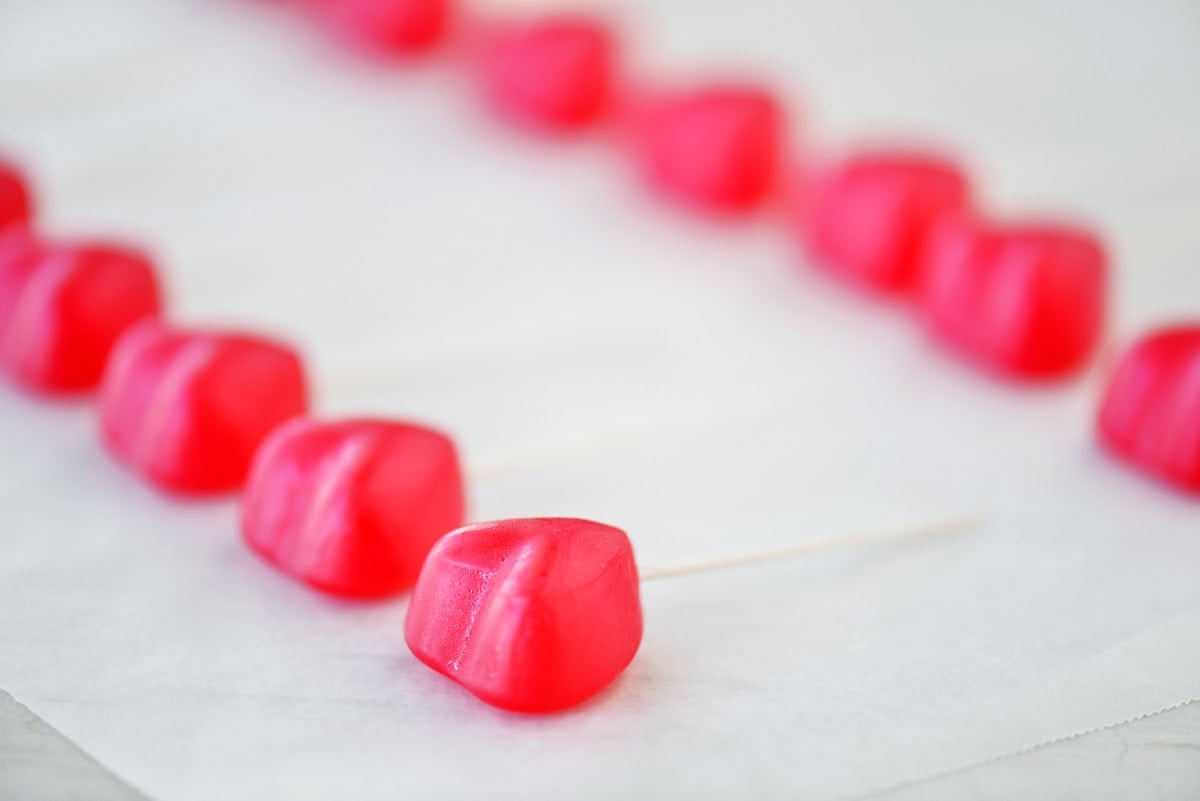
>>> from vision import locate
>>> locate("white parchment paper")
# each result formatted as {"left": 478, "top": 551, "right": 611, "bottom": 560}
{"left": 1, "top": 0, "right": 1199, "bottom": 798}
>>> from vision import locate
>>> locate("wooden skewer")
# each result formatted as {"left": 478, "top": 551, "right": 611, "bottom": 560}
{"left": 638, "top": 514, "right": 976, "bottom": 581}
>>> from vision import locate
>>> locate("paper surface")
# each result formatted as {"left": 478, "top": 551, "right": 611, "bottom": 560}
{"left": 1, "top": 0, "right": 1199, "bottom": 798}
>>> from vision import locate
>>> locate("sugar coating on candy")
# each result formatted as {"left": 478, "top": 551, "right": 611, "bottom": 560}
{"left": 0, "top": 242, "right": 162, "bottom": 394}
{"left": 0, "top": 160, "right": 32, "bottom": 235}
{"left": 99, "top": 321, "right": 309, "bottom": 494}
{"left": 243, "top": 418, "right": 465, "bottom": 597}
{"left": 804, "top": 152, "right": 968, "bottom": 291}
{"left": 324, "top": 0, "right": 450, "bottom": 53}
{"left": 481, "top": 15, "right": 616, "bottom": 131}
{"left": 1097, "top": 326, "right": 1200, "bottom": 494}
{"left": 919, "top": 215, "right": 1107, "bottom": 378}
{"left": 635, "top": 84, "right": 784, "bottom": 213}
{"left": 405, "top": 517, "right": 642, "bottom": 713}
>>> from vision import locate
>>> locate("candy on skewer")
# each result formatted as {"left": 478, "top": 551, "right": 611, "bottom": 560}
{"left": 239, "top": 381, "right": 819, "bottom": 596}
{"left": 404, "top": 515, "right": 973, "bottom": 713}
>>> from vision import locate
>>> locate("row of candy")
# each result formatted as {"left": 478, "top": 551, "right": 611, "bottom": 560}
{"left": 0, "top": 163, "right": 641, "bottom": 712}
{"left": 327, "top": 0, "right": 1107, "bottom": 377}
{"left": 0, "top": 0, "right": 1195, "bottom": 716}
{"left": 292, "top": 0, "right": 1195, "bottom": 493}
{"left": 4, "top": 0, "right": 1193, "bottom": 491}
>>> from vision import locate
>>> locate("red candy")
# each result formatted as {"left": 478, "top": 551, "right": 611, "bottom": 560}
{"left": 243, "top": 417, "right": 465, "bottom": 596}
{"left": 0, "top": 231, "right": 44, "bottom": 323}
{"left": 323, "top": 0, "right": 450, "bottom": 54}
{"left": 919, "top": 215, "right": 1107, "bottom": 378}
{"left": 480, "top": 15, "right": 616, "bottom": 132}
{"left": 804, "top": 152, "right": 968, "bottom": 291}
{"left": 0, "top": 160, "right": 33, "bottom": 235}
{"left": 99, "top": 321, "right": 309, "bottom": 494}
{"left": 406, "top": 517, "right": 643, "bottom": 713}
{"left": 0, "top": 242, "right": 163, "bottom": 394}
{"left": 1097, "top": 326, "right": 1200, "bottom": 494}
{"left": 635, "top": 84, "right": 784, "bottom": 213}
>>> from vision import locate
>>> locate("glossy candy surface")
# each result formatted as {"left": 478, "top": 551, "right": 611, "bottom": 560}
{"left": 324, "top": 0, "right": 450, "bottom": 54}
{"left": 635, "top": 84, "right": 784, "bottom": 213}
{"left": 0, "top": 160, "right": 33, "bottom": 234}
{"left": 804, "top": 152, "right": 967, "bottom": 291}
{"left": 481, "top": 15, "right": 616, "bottom": 132}
{"left": 405, "top": 517, "right": 643, "bottom": 713}
{"left": 99, "top": 321, "right": 308, "bottom": 494}
{"left": 243, "top": 417, "right": 465, "bottom": 597}
{"left": 1097, "top": 326, "right": 1200, "bottom": 494}
{"left": 0, "top": 242, "right": 162, "bottom": 394}
{"left": 919, "top": 215, "right": 1107, "bottom": 378}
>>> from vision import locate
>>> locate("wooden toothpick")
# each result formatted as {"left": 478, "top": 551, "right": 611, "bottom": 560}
{"left": 638, "top": 514, "right": 976, "bottom": 581}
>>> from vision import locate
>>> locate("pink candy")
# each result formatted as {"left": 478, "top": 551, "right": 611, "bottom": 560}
{"left": 406, "top": 517, "right": 643, "bottom": 713}
{"left": 919, "top": 215, "right": 1107, "bottom": 378}
{"left": 635, "top": 84, "right": 785, "bottom": 213}
{"left": 243, "top": 417, "right": 465, "bottom": 597}
{"left": 480, "top": 15, "right": 617, "bottom": 132}
{"left": 100, "top": 321, "right": 309, "bottom": 494}
{"left": 0, "top": 241, "right": 163, "bottom": 394}
{"left": 1098, "top": 326, "right": 1200, "bottom": 494}
{"left": 804, "top": 152, "right": 968, "bottom": 291}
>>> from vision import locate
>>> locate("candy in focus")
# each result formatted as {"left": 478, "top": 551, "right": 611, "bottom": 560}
{"left": 405, "top": 517, "right": 643, "bottom": 712}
